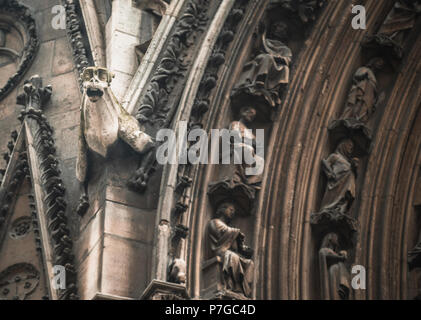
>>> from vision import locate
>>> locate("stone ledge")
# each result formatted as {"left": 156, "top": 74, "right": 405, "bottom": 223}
{"left": 140, "top": 279, "right": 189, "bottom": 300}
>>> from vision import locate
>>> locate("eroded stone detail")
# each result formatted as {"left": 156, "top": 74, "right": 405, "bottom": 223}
{"left": 17, "top": 75, "right": 78, "bottom": 300}
{"left": 76, "top": 67, "right": 156, "bottom": 215}
{"left": 9, "top": 216, "right": 32, "bottom": 239}
{"left": 363, "top": 0, "right": 421, "bottom": 60}
{"left": 328, "top": 58, "right": 385, "bottom": 156}
{"left": 0, "top": 263, "right": 39, "bottom": 300}
{"left": 232, "top": 21, "right": 292, "bottom": 108}
{"left": 318, "top": 233, "right": 352, "bottom": 300}
{"left": 203, "top": 201, "right": 254, "bottom": 299}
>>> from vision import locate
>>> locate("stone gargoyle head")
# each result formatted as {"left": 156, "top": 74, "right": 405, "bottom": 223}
{"left": 81, "top": 67, "right": 114, "bottom": 102}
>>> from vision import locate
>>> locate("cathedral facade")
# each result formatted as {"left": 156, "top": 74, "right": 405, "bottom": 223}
{"left": 0, "top": 0, "right": 420, "bottom": 300}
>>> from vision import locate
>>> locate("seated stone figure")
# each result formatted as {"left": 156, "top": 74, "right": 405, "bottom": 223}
{"left": 233, "top": 21, "right": 292, "bottom": 108}
{"left": 206, "top": 201, "right": 254, "bottom": 298}
{"left": 76, "top": 67, "right": 156, "bottom": 216}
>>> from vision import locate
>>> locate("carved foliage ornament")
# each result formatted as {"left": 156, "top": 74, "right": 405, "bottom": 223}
{"left": 76, "top": 67, "right": 156, "bottom": 215}
{"left": 0, "top": 0, "right": 39, "bottom": 102}
{"left": 136, "top": 0, "right": 210, "bottom": 127}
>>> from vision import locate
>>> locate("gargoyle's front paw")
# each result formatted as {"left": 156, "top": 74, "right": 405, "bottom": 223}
{"left": 76, "top": 195, "right": 89, "bottom": 217}
{"left": 128, "top": 169, "right": 149, "bottom": 193}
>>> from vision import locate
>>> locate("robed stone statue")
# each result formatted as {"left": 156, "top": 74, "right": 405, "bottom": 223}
{"left": 319, "top": 232, "right": 352, "bottom": 300}
{"left": 319, "top": 139, "right": 357, "bottom": 215}
{"left": 233, "top": 21, "right": 292, "bottom": 107}
{"left": 206, "top": 201, "right": 254, "bottom": 297}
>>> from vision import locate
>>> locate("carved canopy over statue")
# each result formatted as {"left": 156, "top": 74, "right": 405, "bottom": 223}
{"left": 232, "top": 20, "right": 292, "bottom": 108}
{"left": 318, "top": 233, "right": 352, "bottom": 300}
{"left": 205, "top": 201, "right": 254, "bottom": 298}
{"left": 340, "top": 65, "right": 379, "bottom": 124}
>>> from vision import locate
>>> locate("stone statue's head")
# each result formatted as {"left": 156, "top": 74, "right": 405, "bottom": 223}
{"left": 269, "top": 21, "right": 288, "bottom": 41}
{"left": 216, "top": 201, "right": 236, "bottom": 222}
{"left": 336, "top": 139, "right": 354, "bottom": 158}
{"left": 321, "top": 232, "right": 340, "bottom": 251}
{"left": 240, "top": 106, "right": 257, "bottom": 124}
{"left": 81, "top": 67, "right": 114, "bottom": 103}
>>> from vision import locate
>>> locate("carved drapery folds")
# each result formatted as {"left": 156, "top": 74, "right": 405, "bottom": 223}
{"left": 202, "top": 201, "right": 254, "bottom": 299}
{"left": 231, "top": 21, "right": 292, "bottom": 109}
{"left": 310, "top": 57, "right": 387, "bottom": 299}
{"left": 363, "top": 0, "right": 421, "bottom": 60}
{"left": 328, "top": 58, "right": 385, "bottom": 157}
{"left": 0, "top": 0, "right": 39, "bottom": 102}
{"left": 318, "top": 233, "right": 352, "bottom": 300}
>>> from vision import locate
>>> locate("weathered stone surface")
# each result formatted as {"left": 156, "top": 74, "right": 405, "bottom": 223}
{"left": 100, "top": 234, "right": 152, "bottom": 298}
{"left": 52, "top": 37, "right": 75, "bottom": 76}
{"left": 0, "top": 0, "right": 420, "bottom": 301}
{"left": 104, "top": 200, "right": 155, "bottom": 244}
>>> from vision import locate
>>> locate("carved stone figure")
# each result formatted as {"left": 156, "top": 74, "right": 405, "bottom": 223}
{"left": 409, "top": 230, "right": 421, "bottom": 271}
{"left": 233, "top": 21, "right": 292, "bottom": 108}
{"left": 228, "top": 106, "right": 264, "bottom": 187}
{"left": 363, "top": 0, "right": 421, "bottom": 59}
{"left": 206, "top": 201, "right": 254, "bottom": 297}
{"left": 328, "top": 59, "right": 384, "bottom": 157}
{"left": 339, "top": 59, "right": 384, "bottom": 124}
{"left": 319, "top": 139, "right": 357, "bottom": 215}
{"left": 168, "top": 258, "right": 186, "bottom": 284}
{"left": 319, "top": 233, "right": 351, "bottom": 300}
{"left": 76, "top": 67, "right": 156, "bottom": 215}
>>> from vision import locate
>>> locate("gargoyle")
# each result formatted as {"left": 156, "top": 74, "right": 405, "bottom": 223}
{"left": 76, "top": 67, "right": 156, "bottom": 216}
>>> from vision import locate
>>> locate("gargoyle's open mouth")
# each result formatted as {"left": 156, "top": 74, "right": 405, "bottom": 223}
{"left": 86, "top": 87, "right": 104, "bottom": 99}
